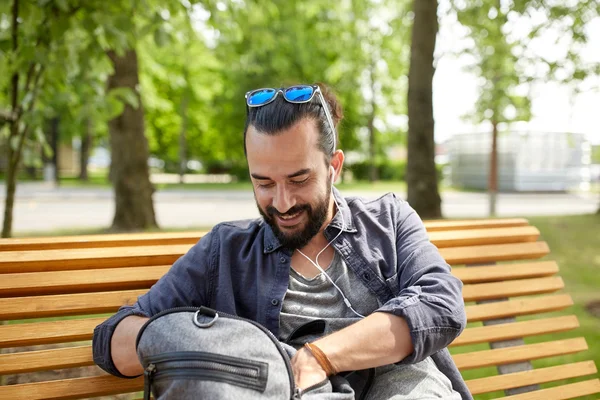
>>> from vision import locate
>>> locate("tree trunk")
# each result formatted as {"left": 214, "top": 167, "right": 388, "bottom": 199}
{"left": 2, "top": 0, "right": 20, "bottom": 239}
{"left": 79, "top": 117, "right": 91, "bottom": 181}
{"left": 50, "top": 117, "right": 60, "bottom": 185}
{"left": 489, "top": 120, "right": 498, "bottom": 216}
{"left": 2, "top": 133, "right": 18, "bottom": 239}
{"left": 107, "top": 49, "right": 157, "bottom": 231}
{"left": 406, "top": 0, "right": 442, "bottom": 219}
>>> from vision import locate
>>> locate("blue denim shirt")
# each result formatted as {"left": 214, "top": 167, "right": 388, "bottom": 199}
{"left": 92, "top": 188, "right": 472, "bottom": 399}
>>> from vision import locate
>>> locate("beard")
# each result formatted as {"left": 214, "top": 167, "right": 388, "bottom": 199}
{"left": 257, "top": 180, "right": 331, "bottom": 251}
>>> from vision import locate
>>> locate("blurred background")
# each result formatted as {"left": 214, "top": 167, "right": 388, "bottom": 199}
{"left": 0, "top": 1, "right": 598, "bottom": 398}
{"left": 0, "top": 0, "right": 598, "bottom": 237}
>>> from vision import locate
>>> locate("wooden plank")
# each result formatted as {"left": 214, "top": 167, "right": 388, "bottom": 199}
{"left": 0, "top": 290, "right": 571, "bottom": 324}
{"left": 0, "top": 289, "right": 146, "bottom": 320}
{"left": 0, "top": 244, "right": 192, "bottom": 273}
{"left": 465, "top": 294, "right": 573, "bottom": 322}
{"left": 429, "top": 226, "right": 540, "bottom": 248}
{"left": 498, "top": 379, "right": 600, "bottom": 400}
{"left": 4, "top": 317, "right": 579, "bottom": 374}
{"left": 0, "top": 241, "right": 550, "bottom": 274}
{"left": 452, "top": 338, "right": 588, "bottom": 370}
{"left": 0, "top": 317, "right": 106, "bottom": 348}
{"left": 0, "top": 374, "right": 144, "bottom": 400}
{"left": 28, "top": 260, "right": 567, "bottom": 298}
{"left": 0, "top": 231, "right": 206, "bottom": 251}
{"left": 463, "top": 277, "right": 564, "bottom": 302}
{"left": 423, "top": 218, "right": 529, "bottom": 232}
{"left": 450, "top": 315, "right": 579, "bottom": 347}
{"left": 0, "top": 266, "right": 169, "bottom": 297}
{"left": 0, "top": 218, "right": 528, "bottom": 252}
{"left": 439, "top": 242, "right": 550, "bottom": 265}
{"left": 0, "top": 346, "right": 92, "bottom": 374}
{"left": 465, "top": 361, "right": 598, "bottom": 395}
{"left": 452, "top": 261, "right": 558, "bottom": 284}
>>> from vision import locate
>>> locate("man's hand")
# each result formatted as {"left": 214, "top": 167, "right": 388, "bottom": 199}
{"left": 290, "top": 346, "right": 328, "bottom": 390}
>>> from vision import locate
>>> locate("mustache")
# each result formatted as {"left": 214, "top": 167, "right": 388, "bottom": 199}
{"left": 266, "top": 204, "right": 310, "bottom": 218}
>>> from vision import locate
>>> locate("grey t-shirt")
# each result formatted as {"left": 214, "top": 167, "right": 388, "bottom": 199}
{"left": 280, "top": 251, "right": 460, "bottom": 400}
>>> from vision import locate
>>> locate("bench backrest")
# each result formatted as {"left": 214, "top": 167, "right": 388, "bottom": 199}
{"left": 0, "top": 218, "right": 598, "bottom": 399}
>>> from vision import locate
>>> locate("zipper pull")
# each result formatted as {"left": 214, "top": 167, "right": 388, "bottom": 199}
{"left": 143, "top": 363, "right": 156, "bottom": 400}
{"left": 293, "top": 386, "right": 302, "bottom": 399}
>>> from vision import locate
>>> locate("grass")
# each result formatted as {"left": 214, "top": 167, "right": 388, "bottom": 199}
{"left": 450, "top": 214, "right": 600, "bottom": 399}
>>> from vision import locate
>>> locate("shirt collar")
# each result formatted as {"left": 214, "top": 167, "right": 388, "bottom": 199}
{"left": 263, "top": 186, "right": 357, "bottom": 254}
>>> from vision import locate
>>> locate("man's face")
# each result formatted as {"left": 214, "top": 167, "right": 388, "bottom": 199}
{"left": 246, "top": 118, "right": 332, "bottom": 250}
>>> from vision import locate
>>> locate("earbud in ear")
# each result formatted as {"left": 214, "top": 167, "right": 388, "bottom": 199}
{"left": 329, "top": 167, "right": 335, "bottom": 182}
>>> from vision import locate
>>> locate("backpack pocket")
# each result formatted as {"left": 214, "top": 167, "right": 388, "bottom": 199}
{"left": 144, "top": 351, "right": 268, "bottom": 399}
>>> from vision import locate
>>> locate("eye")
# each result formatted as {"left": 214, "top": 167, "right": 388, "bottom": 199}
{"left": 291, "top": 177, "right": 309, "bottom": 185}
{"left": 257, "top": 181, "right": 274, "bottom": 189}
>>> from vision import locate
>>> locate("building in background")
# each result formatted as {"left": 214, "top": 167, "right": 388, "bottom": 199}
{"left": 448, "top": 132, "right": 591, "bottom": 192}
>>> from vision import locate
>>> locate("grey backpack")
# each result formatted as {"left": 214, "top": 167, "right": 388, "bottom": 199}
{"left": 136, "top": 306, "right": 356, "bottom": 399}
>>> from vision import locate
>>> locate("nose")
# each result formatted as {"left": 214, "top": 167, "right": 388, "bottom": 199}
{"left": 272, "top": 184, "right": 296, "bottom": 214}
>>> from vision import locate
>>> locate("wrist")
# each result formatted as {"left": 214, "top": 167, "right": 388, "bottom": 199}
{"left": 303, "top": 342, "right": 338, "bottom": 376}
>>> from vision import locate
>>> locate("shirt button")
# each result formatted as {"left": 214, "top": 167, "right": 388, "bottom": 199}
{"left": 266, "top": 245, "right": 272, "bottom": 251}
{"left": 271, "top": 299, "right": 279, "bottom": 306}
{"left": 280, "top": 257, "right": 286, "bottom": 263}
{"left": 363, "top": 272, "right": 371, "bottom": 280}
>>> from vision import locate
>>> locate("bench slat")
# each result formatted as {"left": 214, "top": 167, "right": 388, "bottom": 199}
{"left": 0, "top": 346, "right": 91, "bottom": 374}
{"left": 429, "top": 226, "right": 539, "bottom": 248}
{"left": 0, "top": 231, "right": 206, "bottom": 252}
{"left": 439, "top": 242, "right": 550, "bottom": 265}
{"left": 0, "top": 289, "right": 145, "bottom": 320}
{"left": 0, "top": 313, "right": 581, "bottom": 364}
{"left": 0, "top": 260, "right": 560, "bottom": 299}
{"left": 0, "top": 290, "right": 573, "bottom": 323}
{"left": 1, "top": 337, "right": 593, "bottom": 385}
{"left": 0, "top": 317, "right": 106, "bottom": 348}
{"left": 453, "top": 338, "right": 588, "bottom": 370}
{"left": 423, "top": 218, "right": 529, "bottom": 232}
{"left": 0, "top": 241, "right": 551, "bottom": 274}
{"left": 465, "top": 361, "right": 598, "bottom": 395}
{"left": 0, "top": 267, "right": 169, "bottom": 297}
{"left": 463, "top": 277, "right": 564, "bottom": 302}
{"left": 0, "top": 219, "right": 530, "bottom": 252}
{"left": 0, "top": 244, "right": 192, "bottom": 273}
{"left": 0, "top": 374, "right": 144, "bottom": 400}
{"left": 465, "top": 294, "right": 573, "bottom": 322}
{"left": 452, "top": 261, "right": 558, "bottom": 284}
{"left": 499, "top": 379, "right": 600, "bottom": 400}
{"left": 450, "top": 315, "right": 579, "bottom": 347}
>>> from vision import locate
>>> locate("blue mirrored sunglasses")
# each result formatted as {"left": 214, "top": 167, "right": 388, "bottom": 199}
{"left": 245, "top": 84, "right": 336, "bottom": 150}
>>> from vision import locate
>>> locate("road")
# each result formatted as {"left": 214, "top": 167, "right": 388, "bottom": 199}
{"left": 0, "top": 183, "right": 597, "bottom": 234}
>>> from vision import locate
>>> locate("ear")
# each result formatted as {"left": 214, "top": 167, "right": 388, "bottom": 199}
{"left": 329, "top": 150, "right": 345, "bottom": 183}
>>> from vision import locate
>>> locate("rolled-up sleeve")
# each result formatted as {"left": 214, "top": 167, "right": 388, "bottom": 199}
{"left": 92, "top": 229, "right": 217, "bottom": 377}
{"left": 376, "top": 201, "right": 466, "bottom": 364}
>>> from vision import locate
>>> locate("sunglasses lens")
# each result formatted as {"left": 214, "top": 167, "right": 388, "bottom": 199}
{"left": 248, "top": 89, "right": 277, "bottom": 106}
{"left": 284, "top": 86, "right": 314, "bottom": 102}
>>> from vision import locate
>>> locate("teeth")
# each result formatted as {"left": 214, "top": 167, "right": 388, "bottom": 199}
{"left": 280, "top": 212, "right": 300, "bottom": 220}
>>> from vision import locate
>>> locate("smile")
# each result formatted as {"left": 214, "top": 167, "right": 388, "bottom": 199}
{"left": 276, "top": 210, "right": 305, "bottom": 227}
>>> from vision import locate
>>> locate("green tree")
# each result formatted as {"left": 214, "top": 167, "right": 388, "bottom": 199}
{"left": 139, "top": 11, "right": 220, "bottom": 179}
{"left": 406, "top": 0, "right": 442, "bottom": 219}
{"left": 0, "top": 0, "right": 88, "bottom": 237}
{"left": 454, "top": 0, "right": 600, "bottom": 215}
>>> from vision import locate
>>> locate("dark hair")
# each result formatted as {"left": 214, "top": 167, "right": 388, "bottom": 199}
{"left": 243, "top": 83, "right": 343, "bottom": 162}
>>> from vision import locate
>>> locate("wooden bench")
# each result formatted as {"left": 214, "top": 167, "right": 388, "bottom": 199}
{"left": 0, "top": 217, "right": 598, "bottom": 399}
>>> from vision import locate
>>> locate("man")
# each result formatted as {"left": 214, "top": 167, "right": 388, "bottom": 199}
{"left": 93, "top": 83, "right": 471, "bottom": 399}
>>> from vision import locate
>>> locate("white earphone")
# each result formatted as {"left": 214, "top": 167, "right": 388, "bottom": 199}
{"left": 296, "top": 165, "right": 365, "bottom": 319}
